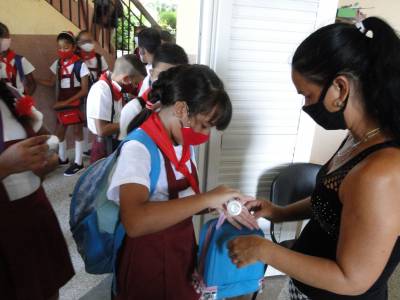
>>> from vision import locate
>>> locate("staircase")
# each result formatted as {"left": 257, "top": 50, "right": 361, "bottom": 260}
{"left": 45, "top": 0, "right": 159, "bottom": 57}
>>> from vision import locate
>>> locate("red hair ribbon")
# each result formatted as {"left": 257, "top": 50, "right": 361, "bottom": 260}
{"left": 15, "top": 95, "right": 35, "bottom": 117}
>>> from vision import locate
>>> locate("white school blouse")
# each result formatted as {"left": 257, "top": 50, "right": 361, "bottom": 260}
{"left": 0, "top": 56, "right": 35, "bottom": 95}
{"left": 107, "top": 133, "right": 196, "bottom": 204}
{"left": 50, "top": 60, "right": 90, "bottom": 89}
{"left": 0, "top": 99, "right": 43, "bottom": 201}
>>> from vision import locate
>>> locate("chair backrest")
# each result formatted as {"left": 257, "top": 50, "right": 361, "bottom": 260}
{"left": 270, "top": 163, "right": 321, "bottom": 206}
{"left": 269, "top": 163, "right": 321, "bottom": 244}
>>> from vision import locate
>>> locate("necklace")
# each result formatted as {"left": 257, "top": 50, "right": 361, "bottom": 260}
{"left": 337, "top": 128, "right": 381, "bottom": 157}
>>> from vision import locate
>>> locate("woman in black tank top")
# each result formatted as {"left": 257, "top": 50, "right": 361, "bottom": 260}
{"left": 227, "top": 17, "right": 400, "bottom": 299}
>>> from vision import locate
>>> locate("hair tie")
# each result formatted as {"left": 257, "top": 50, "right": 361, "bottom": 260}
{"left": 355, "top": 21, "right": 367, "bottom": 34}
{"left": 145, "top": 100, "right": 154, "bottom": 110}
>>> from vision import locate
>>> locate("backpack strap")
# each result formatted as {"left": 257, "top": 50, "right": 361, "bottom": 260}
{"left": 14, "top": 55, "right": 25, "bottom": 85}
{"left": 121, "top": 129, "right": 161, "bottom": 194}
{"left": 72, "top": 59, "right": 83, "bottom": 83}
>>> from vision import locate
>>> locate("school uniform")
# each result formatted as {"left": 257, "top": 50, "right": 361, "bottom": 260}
{"left": 0, "top": 100, "right": 74, "bottom": 300}
{"left": 86, "top": 71, "right": 123, "bottom": 162}
{"left": 80, "top": 52, "right": 109, "bottom": 82}
{"left": 50, "top": 56, "right": 90, "bottom": 104}
{"left": 107, "top": 114, "right": 200, "bottom": 300}
{"left": 0, "top": 50, "right": 35, "bottom": 95}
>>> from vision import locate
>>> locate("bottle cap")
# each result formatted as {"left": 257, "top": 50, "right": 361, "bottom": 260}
{"left": 227, "top": 200, "right": 242, "bottom": 216}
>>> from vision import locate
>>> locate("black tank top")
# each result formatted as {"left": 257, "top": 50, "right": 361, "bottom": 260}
{"left": 292, "top": 140, "right": 400, "bottom": 299}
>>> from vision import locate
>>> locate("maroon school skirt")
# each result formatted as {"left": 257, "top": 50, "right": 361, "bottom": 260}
{"left": 0, "top": 186, "right": 75, "bottom": 300}
{"left": 115, "top": 218, "right": 200, "bottom": 300}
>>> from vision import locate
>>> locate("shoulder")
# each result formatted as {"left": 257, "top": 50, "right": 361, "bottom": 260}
{"left": 87, "top": 80, "right": 111, "bottom": 99}
{"left": 341, "top": 145, "right": 400, "bottom": 224}
{"left": 346, "top": 145, "right": 400, "bottom": 188}
{"left": 120, "top": 138, "right": 151, "bottom": 162}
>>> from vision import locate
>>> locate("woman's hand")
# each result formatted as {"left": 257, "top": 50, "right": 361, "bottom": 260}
{"left": 245, "top": 199, "right": 281, "bottom": 222}
{"left": 228, "top": 235, "right": 269, "bottom": 268}
{"left": 0, "top": 135, "right": 49, "bottom": 179}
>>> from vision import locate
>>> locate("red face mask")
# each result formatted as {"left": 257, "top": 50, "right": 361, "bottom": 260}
{"left": 57, "top": 49, "right": 74, "bottom": 60}
{"left": 181, "top": 126, "right": 209, "bottom": 146}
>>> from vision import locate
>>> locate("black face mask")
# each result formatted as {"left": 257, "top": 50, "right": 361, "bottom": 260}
{"left": 302, "top": 81, "right": 349, "bottom": 130}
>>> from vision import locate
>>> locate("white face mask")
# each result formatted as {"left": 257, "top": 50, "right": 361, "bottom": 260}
{"left": 134, "top": 36, "right": 139, "bottom": 45}
{"left": 80, "top": 42, "right": 95, "bottom": 52}
{"left": 0, "top": 38, "right": 11, "bottom": 52}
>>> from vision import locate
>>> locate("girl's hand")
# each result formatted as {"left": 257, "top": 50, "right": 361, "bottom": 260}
{"left": 204, "top": 185, "right": 249, "bottom": 209}
{"left": 228, "top": 235, "right": 269, "bottom": 268}
{"left": 223, "top": 199, "right": 260, "bottom": 230}
{"left": 245, "top": 199, "right": 280, "bottom": 221}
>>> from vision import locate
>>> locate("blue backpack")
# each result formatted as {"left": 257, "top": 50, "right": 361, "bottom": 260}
{"left": 69, "top": 129, "right": 160, "bottom": 276}
{"left": 194, "top": 218, "right": 265, "bottom": 299}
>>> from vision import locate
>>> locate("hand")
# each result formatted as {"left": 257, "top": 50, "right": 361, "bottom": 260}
{"left": 0, "top": 135, "right": 50, "bottom": 178}
{"left": 228, "top": 235, "right": 269, "bottom": 268}
{"left": 245, "top": 199, "right": 280, "bottom": 221}
{"left": 223, "top": 200, "right": 260, "bottom": 230}
{"left": 204, "top": 185, "right": 252, "bottom": 210}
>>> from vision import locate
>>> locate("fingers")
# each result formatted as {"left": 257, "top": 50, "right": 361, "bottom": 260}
{"left": 22, "top": 135, "right": 50, "bottom": 146}
{"left": 226, "top": 216, "right": 242, "bottom": 230}
{"left": 238, "top": 209, "right": 260, "bottom": 230}
{"left": 29, "top": 143, "right": 49, "bottom": 155}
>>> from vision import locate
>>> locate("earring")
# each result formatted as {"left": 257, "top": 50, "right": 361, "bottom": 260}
{"left": 335, "top": 100, "right": 344, "bottom": 108}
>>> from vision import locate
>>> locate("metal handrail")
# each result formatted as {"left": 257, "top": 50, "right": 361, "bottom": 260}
{"left": 45, "top": 0, "right": 158, "bottom": 57}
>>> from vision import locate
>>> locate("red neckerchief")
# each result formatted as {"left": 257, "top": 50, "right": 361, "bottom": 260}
{"left": 142, "top": 87, "right": 151, "bottom": 102}
{"left": 80, "top": 50, "right": 96, "bottom": 61}
{"left": 99, "top": 72, "right": 123, "bottom": 101}
{"left": 0, "top": 50, "right": 16, "bottom": 81}
{"left": 141, "top": 113, "right": 200, "bottom": 194}
{"left": 59, "top": 54, "right": 80, "bottom": 76}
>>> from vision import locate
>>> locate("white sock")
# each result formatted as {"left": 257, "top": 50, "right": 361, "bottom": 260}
{"left": 83, "top": 127, "right": 89, "bottom": 152}
{"left": 75, "top": 140, "right": 83, "bottom": 165}
{"left": 59, "top": 140, "right": 67, "bottom": 162}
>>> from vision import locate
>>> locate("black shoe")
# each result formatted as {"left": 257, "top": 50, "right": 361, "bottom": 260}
{"left": 64, "top": 163, "right": 84, "bottom": 176}
{"left": 83, "top": 150, "right": 91, "bottom": 157}
{"left": 58, "top": 158, "right": 70, "bottom": 166}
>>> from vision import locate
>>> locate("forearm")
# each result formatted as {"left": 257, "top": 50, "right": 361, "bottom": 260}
{"left": 273, "top": 197, "right": 312, "bottom": 222}
{"left": 259, "top": 240, "right": 362, "bottom": 295}
{"left": 63, "top": 90, "right": 87, "bottom": 104}
{"left": 122, "top": 193, "right": 210, "bottom": 238}
{"left": 36, "top": 78, "right": 55, "bottom": 87}
{"left": 97, "top": 122, "right": 119, "bottom": 137}
{"left": 25, "top": 76, "right": 37, "bottom": 95}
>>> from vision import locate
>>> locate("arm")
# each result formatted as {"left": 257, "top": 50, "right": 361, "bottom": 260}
{"left": 36, "top": 74, "right": 56, "bottom": 87}
{"left": 230, "top": 150, "right": 400, "bottom": 296}
{"left": 24, "top": 73, "right": 37, "bottom": 95}
{"left": 120, "top": 184, "right": 248, "bottom": 238}
{"left": 55, "top": 75, "right": 89, "bottom": 108}
{"left": 94, "top": 119, "right": 119, "bottom": 137}
{"left": 245, "top": 197, "right": 312, "bottom": 223}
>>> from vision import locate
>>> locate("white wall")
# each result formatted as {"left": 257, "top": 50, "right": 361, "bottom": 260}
{"left": 310, "top": 0, "right": 400, "bottom": 165}
{"left": 176, "top": 0, "right": 201, "bottom": 63}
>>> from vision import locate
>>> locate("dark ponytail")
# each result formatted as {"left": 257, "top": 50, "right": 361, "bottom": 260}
{"left": 127, "top": 64, "right": 232, "bottom": 133}
{"left": 292, "top": 17, "right": 400, "bottom": 139}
